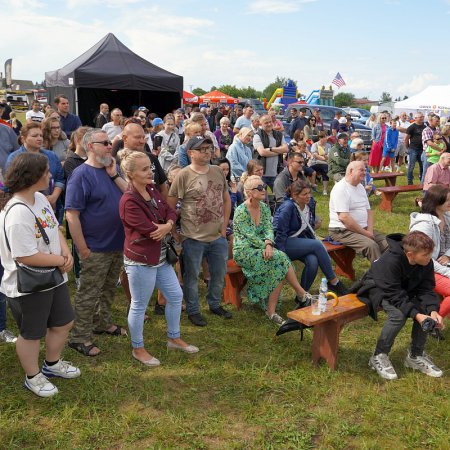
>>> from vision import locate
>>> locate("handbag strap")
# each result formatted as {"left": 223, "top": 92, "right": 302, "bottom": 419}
{"left": 294, "top": 202, "right": 318, "bottom": 240}
{"left": 3, "top": 201, "right": 51, "bottom": 253}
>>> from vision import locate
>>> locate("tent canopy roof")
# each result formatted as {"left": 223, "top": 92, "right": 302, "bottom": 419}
{"left": 45, "top": 33, "right": 182, "bottom": 93}
{"left": 394, "top": 85, "right": 450, "bottom": 115}
{"left": 199, "top": 90, "right": 238, "bottom": 104}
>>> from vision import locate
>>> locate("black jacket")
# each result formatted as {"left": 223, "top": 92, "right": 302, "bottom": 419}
{"left": 354, "top": 233, "right": 439, "bottom": 320}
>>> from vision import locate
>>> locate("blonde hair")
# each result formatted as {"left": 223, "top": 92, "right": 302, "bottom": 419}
{"left": 184, "top": 120, "right": 202, "bottom": 139}
{"left": 243, "top": 175, "right": 262, "bottom": 198}
{"left": 117, "top": 148, "right": 149, "bottom": 182}
{"left": 9, "top": 111, "right": 17, "bottom": 128}
{"left": 237, "top": 127, "right": 253, "bottom": 140}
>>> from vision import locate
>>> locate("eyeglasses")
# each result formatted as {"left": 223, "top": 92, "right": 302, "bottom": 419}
{"left": 193, "top": 146, "right": 213, "bottom": 153}
{"left": 251, "top": 184, "right": 266, "bottom": 192}
{"left": 92, "top": 140, "right": 112, "bottom": 146}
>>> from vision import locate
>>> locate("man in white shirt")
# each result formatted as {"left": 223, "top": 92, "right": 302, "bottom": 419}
{"left": 396, "top": 111, "right": 410, "bottom": 170}
{"left": 328, "top": 161, "right": 388, "bottom": 262}
{"left": 102, "top": 108, "right": 123, "bottom": 140}
{"left": 25, "top": 101, "right": 45, "bottom": 123}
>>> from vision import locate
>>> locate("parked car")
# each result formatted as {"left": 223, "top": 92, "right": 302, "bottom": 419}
{"left": 238, "top": 98, "right": 266, "bottom": 116}
{"left": 343, "top": 107, "right": 371, "bottom": 124}
{"left": 282, "top": 105, "right": 373, "bottom": 149}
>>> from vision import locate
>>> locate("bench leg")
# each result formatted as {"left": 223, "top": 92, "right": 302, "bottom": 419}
{"left": 223, "top": 272, "right": 246, "bottom": 310}
{"left": 379, "top": 192, "right": 397, "bottom": 212}
{"left": 311, "top": 320, "right": 341, "bottom": 370}
{"left": 329, "top": 248, "right": 356, "bottom": 281}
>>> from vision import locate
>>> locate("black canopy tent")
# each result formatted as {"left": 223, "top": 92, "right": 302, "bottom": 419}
{"left": 45, "top": 33, "right": 183, "bottom": 124}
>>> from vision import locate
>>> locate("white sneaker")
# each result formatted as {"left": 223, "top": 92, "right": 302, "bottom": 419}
{"left": 0, "top": 329, "right": 17, "bottom": 343}
{"left": 24, "top": 372, "right": 58, "bottom": 397}
{"left": 369, "top": 353, "right": 398, "bottom": 380}
{"left": 41, "top": 359, "right": 81, "bottom": 379}
{"left": 266, "top": 312, "right": 285, "bottom": 325}
{"left": 404, "top": 351, "right": 443, "bottom": 377}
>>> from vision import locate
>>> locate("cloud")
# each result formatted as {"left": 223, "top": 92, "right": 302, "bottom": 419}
{"left": 397, "top": 73, "right": 438, "bottom": 95}
{"left": 247, "top": 0, "right": 317, "bottom": 14}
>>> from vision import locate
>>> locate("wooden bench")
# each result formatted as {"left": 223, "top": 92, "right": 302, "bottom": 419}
{"left": 223, "top": 242, "right": 355, "bottom": 310}
{"left": 287, "top": 294, "right": 368, "bottom": 370}
{"left": 377, "top": 184, "right": 422, "bottom": 212}
{"left": 371, "top": 171, "right": 404, "bottom": 187}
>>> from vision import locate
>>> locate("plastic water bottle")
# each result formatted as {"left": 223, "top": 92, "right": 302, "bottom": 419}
{"left": 318, "top": 277, "right": 328, "bottom": 313}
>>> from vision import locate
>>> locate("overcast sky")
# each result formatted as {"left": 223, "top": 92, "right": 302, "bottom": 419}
{"left": 2, "top": 0, "right": 449, "bottom": 100}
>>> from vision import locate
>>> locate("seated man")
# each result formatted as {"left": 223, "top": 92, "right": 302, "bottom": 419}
{"left": 356, "top": 231, "right": 444, "bottom": 380}
{"left": 328, "top": 133, "right": 351, "bottom": 182}
{"left": 423, "top": 152, "right": 450, "bottom": 191}
{"left": 329, "top": 161, "right": 388, "bottom": 262}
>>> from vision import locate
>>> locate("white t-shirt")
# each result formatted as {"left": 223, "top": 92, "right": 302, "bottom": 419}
{"left": 329, "top": 179, "right": 370, "bottom": 229}
{"left": 0, "top": 193, "right": 67, "bottom": 297}
{"left": 102, "top": 122, "right": 122, "bottom": 140}
{"left": 397, "top": 119, "right": 411, "bottom": 143}
{"left": 25, "top": 110, "right": 45, "bottom": 123}
{"left": 234, "top": 116, "right": 251, "bottom": 130}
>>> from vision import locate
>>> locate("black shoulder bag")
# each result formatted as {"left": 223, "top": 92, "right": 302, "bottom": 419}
{"left": 3, "top": 202, "right": 64, "bottom": 294}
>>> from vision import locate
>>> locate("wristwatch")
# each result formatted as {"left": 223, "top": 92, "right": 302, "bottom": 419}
{"left": 110, "top": 174, "right": 120, "bottom": 181}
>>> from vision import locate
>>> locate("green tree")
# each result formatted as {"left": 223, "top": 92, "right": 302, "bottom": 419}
{"left": 262, "top": 76, "right": 297, "bottom": 100}
{"left": 192, "top": 87, "right": 206, "bottom": 96}
{"left": 217, "top": 85, "right": 241, "bottom": 98}
{"left": 380, "top": 91, "right": 392, "bottom": 103}
{"left": 334, "top": 92, "right": 355, "bottom": 108}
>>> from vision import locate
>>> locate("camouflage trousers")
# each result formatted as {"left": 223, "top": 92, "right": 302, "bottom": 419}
{"left": 70, "top": 251, "right": 123, "bottom": 343}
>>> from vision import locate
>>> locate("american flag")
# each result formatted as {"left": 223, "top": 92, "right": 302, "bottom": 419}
{"left": 332, "top": 72, "right": 346, "bottom": 88}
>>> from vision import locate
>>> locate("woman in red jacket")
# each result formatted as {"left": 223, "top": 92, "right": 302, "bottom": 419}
{"left": 118, "top": 150, "right": 199, "bottom": 367}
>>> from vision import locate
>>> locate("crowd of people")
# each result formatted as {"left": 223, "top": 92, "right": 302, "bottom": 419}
{"left": 0, "top": 96, "right": 447, "bottom": 398}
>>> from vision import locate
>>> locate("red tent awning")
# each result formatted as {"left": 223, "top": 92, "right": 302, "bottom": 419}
{"left": 199, "top": 90, "right": 238, "bottom": 104}
{"left": 183, "top": 90, "right": 198, "bottom": 103}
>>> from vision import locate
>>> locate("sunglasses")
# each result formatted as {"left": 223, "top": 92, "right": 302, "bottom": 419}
{"left": 251, "top": 184, "right": 266, "bottom": 192}
{"left": 92, "top": 140, "right": 112, "bottom": 146}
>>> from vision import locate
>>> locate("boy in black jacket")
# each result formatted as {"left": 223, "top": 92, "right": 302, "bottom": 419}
{"left": 357, "top": 232, "right": 444, "bottom": 380}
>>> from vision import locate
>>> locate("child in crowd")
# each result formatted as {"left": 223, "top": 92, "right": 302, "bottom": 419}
{"left": 157, "top": 114, "right": 180, "bottom": 173}
{"left": 425, "top": 132, "right": 445, "bottom": 167}
{"left": 352, "top": 150, "right": 379, "bottom": 196}
{"left": 380, "top": 119, "right": 398, "bottom": 172}
{"left": 355, "top": 231, "right": 444, "bottom": 380}
{"left": 150, "top": 118, "right": 164, "bottom": 155}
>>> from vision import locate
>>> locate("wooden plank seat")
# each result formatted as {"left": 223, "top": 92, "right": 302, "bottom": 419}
{"left": 370, "top": 171, "right": 404, "bottom": 187}
{"left": 287, "top": 294, "right": 368, "bottom": 370}
{"left": 377, "top": 184, "right": 422, "bottom": 212}
{"left": 223, "top": 242, "right": 355, "bottom": 309}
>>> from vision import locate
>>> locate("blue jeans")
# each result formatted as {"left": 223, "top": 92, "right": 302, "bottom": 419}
{"left": 284, "top": 238, "right": 336, "bottom": 291}
{"left": 421, "top": 151, "right": 429, "bottom": 184}
{"left": 125, "top": 263, "right": 183, "bottom": 348}
{"left": 407, "top": 148, "right": 423, "bottom": 184}
{"left": 182, "top": 236, "right": 228, "bottom": 315}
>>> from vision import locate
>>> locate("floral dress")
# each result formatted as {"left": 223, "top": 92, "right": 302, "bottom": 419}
{"left": 233, "top": 202, "right": 291, "bottom": 309}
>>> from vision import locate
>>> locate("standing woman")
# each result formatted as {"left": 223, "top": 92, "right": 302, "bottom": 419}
{"left": 233, "top": 175, "right": 312, "bottom": 324}
{"left": 7, "top": 111, "right": 22, "bottom": 136}
{"left": 366, "top": 113, "right": 377, "bottom": 129}
{"left": 5, "top": 122, "right": 65, "bottom": 222}
{"left": 213, "top": 116, "right": 234, "bottom": 158}
{"left": 42, "top": 117, "right": 70, "bottom": 163}
{"left": 368, "top": 114, "right": 388, "bottom": 173}
{"left": 118, "top": 150, "right": 198, "bottom": 367}
{"left": 0, "top": 153, "right": 78, "bottom": 397}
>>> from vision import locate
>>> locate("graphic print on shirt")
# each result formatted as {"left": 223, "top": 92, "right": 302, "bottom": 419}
{"left": 194, "top": 179, "right": 223, "bottom": 225}
{"left": 34, "top": 206, "right": 58, "bottom": 238}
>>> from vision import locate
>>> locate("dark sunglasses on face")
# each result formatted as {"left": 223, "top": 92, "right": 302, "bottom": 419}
{"left": 92, "top": 140, "right": 112, "bottom": 146}
{"left": 251, "top": 184, "right": 266, "bottom": 192}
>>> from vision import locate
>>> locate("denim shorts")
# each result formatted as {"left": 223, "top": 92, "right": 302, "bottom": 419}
{"left": 7, "top": 283, "right": 74, "bottom": 340}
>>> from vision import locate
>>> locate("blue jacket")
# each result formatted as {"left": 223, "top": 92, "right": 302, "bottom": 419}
{"left": 371, "top": 124, "right": 383, "bottom": 142}
{"left": 384, "top": 127, "right": 399, "bottom": 151}
{"left": 6, "top": 146, "right": 65, "bottom": 191}
{"left": 226, "top": 137, "right": 253, "bottom": 178}
{"left": 272, "top": 196, "right": 316, "bottom": 252}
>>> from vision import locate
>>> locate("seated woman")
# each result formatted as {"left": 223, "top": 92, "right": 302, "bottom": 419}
{"left": 303, "top": 116, "right": 318, "bottom": 144}
{"left": 409, "top": 184, "right": 450, "bottom": 324}
{"left": 118, "top": 149, "right": 198, "bottom": 367}
{"left": 233, "top": 175, "right": 312, "bottom": 325}
{"left": 309, "top": 131, "right": 330, "bottom": 195}
{"left": 273, "top": 180, "right": 347, "bottom": 295}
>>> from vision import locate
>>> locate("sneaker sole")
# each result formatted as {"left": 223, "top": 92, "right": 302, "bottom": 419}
{"left": 24, "top": 380, "right": 58, "bottom": 397}
{"left": 404, "top": 360, "right": 443, "bottom": 378}
{"left": 369, "top": 360, "right": 398, "bottom": 380}
{"left": 42, "top": 367, "right": 81, "bottom": 379}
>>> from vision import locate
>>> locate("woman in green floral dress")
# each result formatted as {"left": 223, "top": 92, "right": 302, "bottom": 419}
{"left": 233, "top": 175, "right": 312, "bottom": 324}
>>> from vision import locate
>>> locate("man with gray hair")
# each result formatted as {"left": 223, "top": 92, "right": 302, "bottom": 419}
{"left": 329, "top": 161, "right": 388, "bottom": 263}
{"left": 423, "top": 152, "right": 450, "bottom": 191}
{"left": 66, "top": 129, "right": 128, "bottom": 357}
{"left": 102, "top": 108, "right": 123, "bottom": 140}
{"left": 250, "top": 113, "right": 260, "bottom": 133}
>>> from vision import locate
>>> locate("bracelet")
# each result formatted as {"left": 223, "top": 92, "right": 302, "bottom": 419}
{"left": 110, "top": 174, "right": 120, "bottom": 181}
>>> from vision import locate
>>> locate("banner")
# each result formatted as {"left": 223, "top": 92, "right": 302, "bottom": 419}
{"left": 5, "top": 59, "right": 12, "bottom": 86}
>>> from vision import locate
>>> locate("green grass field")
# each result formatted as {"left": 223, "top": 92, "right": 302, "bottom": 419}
{"left": 0, "top": 168, "right": 449, "bottom": 449}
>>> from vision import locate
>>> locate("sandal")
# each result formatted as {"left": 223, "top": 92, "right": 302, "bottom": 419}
{"left": 94, "top": 325, "right": 127, "bottom": 336}
{"left": 68, "top": 341, "right": 100, "bottom": 357}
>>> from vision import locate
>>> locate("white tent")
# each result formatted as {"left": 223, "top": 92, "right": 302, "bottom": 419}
{"left": 394, "top": 85, "right": 450, "bottom": 117}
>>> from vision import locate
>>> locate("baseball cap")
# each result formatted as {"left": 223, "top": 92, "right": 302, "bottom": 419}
{"left": 138, "top": 106, "right": 148, "bottom": 112}
{"left": 314, "top": 108, "right": 321, "bottom": 112}
{"left": 152, "top": 117, "right": 163, "bottom": 126}
{"left": 186, "top": 136, "right": 213, "bottom": 151}
{"left": 176, "top": 108, "right": 185, "bottom": 114}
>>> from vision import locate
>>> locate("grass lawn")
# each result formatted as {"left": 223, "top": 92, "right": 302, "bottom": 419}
{"left": 0, "top": 170, "right": 449, "bottom": 449}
